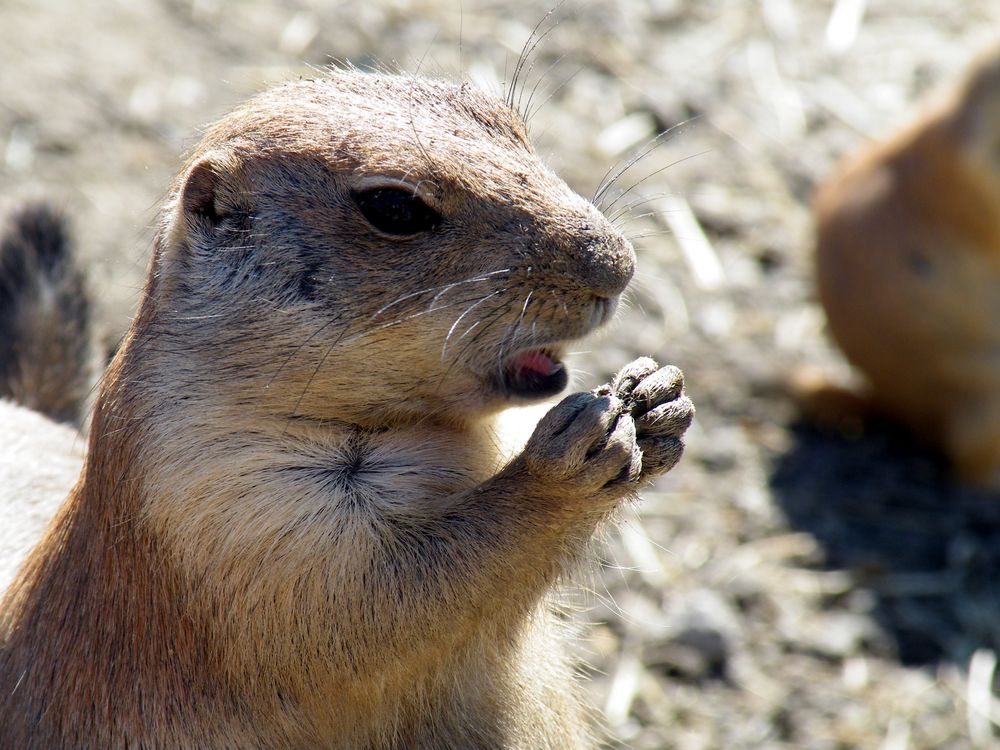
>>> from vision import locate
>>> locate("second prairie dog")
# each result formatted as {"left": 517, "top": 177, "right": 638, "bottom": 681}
{"left": 815, "top": 45, "right": 1000, "bottom": 483}
{"left": 0, "top": 69, "right": 694, "bottom": 748}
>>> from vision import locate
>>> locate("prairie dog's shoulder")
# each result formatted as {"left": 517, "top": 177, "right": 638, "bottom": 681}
{"left": 0, "top": 399, "right": 83, "bottom": 591}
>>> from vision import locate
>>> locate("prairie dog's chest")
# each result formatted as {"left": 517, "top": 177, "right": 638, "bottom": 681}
{"left": 329, "top": 407, "right": 550, "bottom": 512}
{"left": 329, "top": 423, "right": 508, "bottom": 508}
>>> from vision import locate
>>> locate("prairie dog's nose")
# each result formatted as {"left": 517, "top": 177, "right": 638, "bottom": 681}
{"left": 575, "top": 213, "right": 636, "bottom": 297}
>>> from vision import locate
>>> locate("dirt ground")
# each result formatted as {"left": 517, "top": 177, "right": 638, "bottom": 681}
{"left": 5, "top": 1, "right": 1000, "bottom": 747}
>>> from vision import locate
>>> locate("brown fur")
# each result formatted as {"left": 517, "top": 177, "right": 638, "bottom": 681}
{"left": 814, "top": 45, "right": 1000, "bottom": 483}
{"left": 0, "top": 69, "right": 694, "bottom": 748}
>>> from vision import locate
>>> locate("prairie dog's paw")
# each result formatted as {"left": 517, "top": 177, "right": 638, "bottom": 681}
{"left": 524, "top": 391, "right": 641, "bottom": 494}
{"left": 608, "top": 358, "right": 694, "bottom": 479}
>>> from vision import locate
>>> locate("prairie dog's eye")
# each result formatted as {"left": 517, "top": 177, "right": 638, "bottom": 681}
{"left": 352, "top": 188, "right": 441, "bottom": 236}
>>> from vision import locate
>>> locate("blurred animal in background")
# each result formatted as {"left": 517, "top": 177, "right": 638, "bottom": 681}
{"left": 810, "top": 43, "right": 1000, "bottom": 484}
{"left": 0, "top": 203, "right": 93, "bottom": 426}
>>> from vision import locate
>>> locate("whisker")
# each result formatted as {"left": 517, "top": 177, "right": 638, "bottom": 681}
{"left": 625, "top": 231, "right": 676, "bottom": 242}
{"left": 442, "top": 288, "right": 510, "bottom": 361}
{"left": 453, "top": 293, "right": 511, "bottom": 354}
{"left": 428, "top": 274, "right": 498, "bottom": 310}
{"left": 592, "top": 117, "right": 700, "bottom": 207}
{"left": 355, "top": 292, "right": 499, "bottom": 344}
{"left": 373, "top": 269, "right": 510, "bottom": 318}
{"left": 612, "top": 209, "right": 681, "bottom": 230}
{"left": 514, "top": 20, "right": 564, "bottom": 117}
{"left": 608, "top": 191, "right": 674, "bottom": 224}
{"left": 508, "top": 1, "right": 566, "bottom": 111}
{"left": 517, "top": 290, "right": 534, "bottom": 328}
{"left": 601, "top": 149, "right": 711, "bottom": 216}
{"left": 496, "top": 290, "right": 535, "bottom": 380}
{"left": 457, "top": 318, "right": 483, "bottom": 343}
{"left": 433, "top": 305, "right": 512, "bottom": 399}
{"left": 522, "top": 53, "right": 567, "bottom": 126}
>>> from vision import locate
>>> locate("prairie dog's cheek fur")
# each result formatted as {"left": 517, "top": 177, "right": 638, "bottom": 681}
{"left": 0, "top": 68, "right": 694, "bottom": 750}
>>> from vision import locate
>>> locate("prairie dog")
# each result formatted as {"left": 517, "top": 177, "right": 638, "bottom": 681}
{"left": 0, "top": 70, "right": 694, "bottom": 748}
{"left": 815, "top": 45, "right": 1000, "bottom": 483}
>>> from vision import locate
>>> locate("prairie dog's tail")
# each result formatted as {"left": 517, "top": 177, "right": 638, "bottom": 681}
{"left": 0, "top": 203, "right": 92, "bottom": 424}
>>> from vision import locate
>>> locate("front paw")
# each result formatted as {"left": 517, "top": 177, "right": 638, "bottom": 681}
{"left": 605, "top": 357, "right": 695, "bottom": 480}
{"left": 521, "top": 358, "right": 694, "bottom": 499}
{"left": 523, "top": 390, "right": 641, "bottom": 496}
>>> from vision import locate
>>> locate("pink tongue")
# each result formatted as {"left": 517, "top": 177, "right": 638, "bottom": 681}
{"left": 511, "top": 350, "right": 558, "bottom": 376}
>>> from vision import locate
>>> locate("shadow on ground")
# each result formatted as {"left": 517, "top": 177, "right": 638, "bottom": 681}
{"left": 770, "top": 419, "right": 1000, "bottom": 666}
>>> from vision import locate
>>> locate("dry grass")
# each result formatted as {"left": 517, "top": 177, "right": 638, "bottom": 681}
{"left": 3, "top": 0, "right": 1000, "bottom": 746}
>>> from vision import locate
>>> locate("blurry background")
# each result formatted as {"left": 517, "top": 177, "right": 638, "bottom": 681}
{"left": 4, "top": 1, "right": 1000, "bottom": 747}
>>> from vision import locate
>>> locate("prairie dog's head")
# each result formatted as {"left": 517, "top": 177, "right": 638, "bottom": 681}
{"left": 148, "top": 69, "right": 635, "bottom": 426}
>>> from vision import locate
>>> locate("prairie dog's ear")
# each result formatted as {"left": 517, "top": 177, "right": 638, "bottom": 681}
{"left": 156, "top": 151, "right": 249, "bottom": 297}
{"left": 178, "top": 151, "right": 246, "bottom": 228}
{"left": 951, "top": 49, "right": 1000, "bottom": 162}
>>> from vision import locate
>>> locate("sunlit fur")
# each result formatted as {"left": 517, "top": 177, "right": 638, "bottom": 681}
{"left": 0, "top": 69, "right": 639, "bottom": 748}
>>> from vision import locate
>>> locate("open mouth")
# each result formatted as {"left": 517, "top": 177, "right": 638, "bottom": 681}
{"left": 502, "top": 347, "right": 569, "bottom": 399}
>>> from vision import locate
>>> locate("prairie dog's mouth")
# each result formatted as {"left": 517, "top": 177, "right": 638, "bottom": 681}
{"left": 496, "top": 294, "right": 620, "bottom": 400}
{"left": 502, "top": 347, "right": 568, "bottom": 399}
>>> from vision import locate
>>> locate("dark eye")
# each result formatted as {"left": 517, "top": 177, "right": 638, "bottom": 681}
{"left": 352, "top": 188, "right": 441, "bottom": 236}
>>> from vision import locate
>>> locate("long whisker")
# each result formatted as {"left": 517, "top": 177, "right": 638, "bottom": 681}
{"left": 592, "top": 131, "right": 677, "bottom": 207}
{"left": 514, "top": 20, "right": 564, "bottom": 116}
{"left": 373, "top": 269, "right": 510, "bottom": 319}
{"left": 428, "top": 274, "right": 501, "bottom": 310}
{"left": 601, "top": 150, "right": 711, "bottom": 216}
{"left": 355, "top": 292, "right": 500, "bottom": 344}
{"left": 508, "top": 1, "right": 566, "bottom": 111}
{"left": 441, "top": 289, "right": 509, "bottom": 361}
{"left": 287, "top": 292, "right": 491, "bottom": 423}
{"left": 613, "top": 209, "right": 680, "bottom": 230}
{"left": 592, "top": 117, "right": 700, "bottom": 207}
{"left": 436, "top": 305, "right": 512, "bottom": 395}
{"left": 522, "top": 53, "right": 567, "bottom": 126}
{"left": 625, "top": 231, "right": 677, "bottom": 242}
{"left": 454, "top": 318, "right": 484, "bottom": 348}
{"left": 515, "top": 290, "right": 534, "bottom": 339}
{"left": 496, "top": 290, "right": 535, "bottom": 380}
{"left": 608, "top": 191, "right": 674, "bottom": 225}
